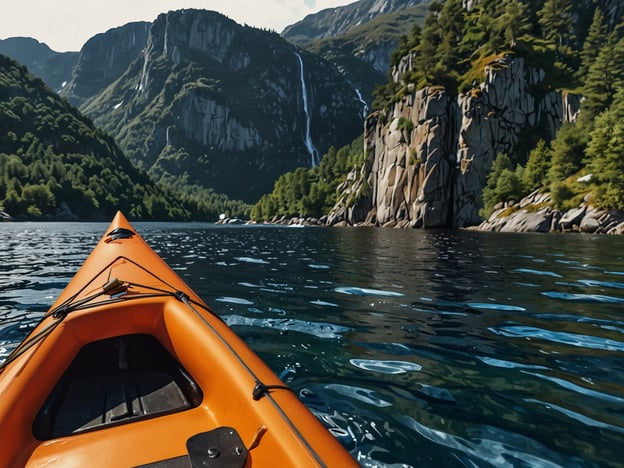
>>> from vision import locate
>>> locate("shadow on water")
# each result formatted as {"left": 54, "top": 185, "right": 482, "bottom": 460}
{"left": 1, "top": 223, "right": 623, "bottom": 467}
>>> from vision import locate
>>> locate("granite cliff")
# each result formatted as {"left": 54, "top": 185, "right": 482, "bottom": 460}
{"left": 60, "top": 22, "right": 150, "bottom": 108}
{"left": 327, "top": 55, "right": 582, "bottom": 228}
{"left": 282, "top": 0, "right": 428, "bottom": 43}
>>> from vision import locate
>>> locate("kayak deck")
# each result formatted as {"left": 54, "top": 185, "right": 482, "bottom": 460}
{"left": 0, "top": 212, "right": 358, "bottom": 467}
{"left": 34, "top": 334, "right": 202, "bottom": 440}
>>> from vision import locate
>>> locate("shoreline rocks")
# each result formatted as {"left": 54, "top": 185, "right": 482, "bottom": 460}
{"left": 473, "top": 191, "right": 624, "bottom": 234}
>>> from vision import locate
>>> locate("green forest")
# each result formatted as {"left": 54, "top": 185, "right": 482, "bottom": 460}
{"left": 251, "top": 136, "right": 365, "bottom": 221}
{"left": 254, "top": 0, "right": 624, "bottom": 222}
{"left": 0, "top": 55, "right": 250, "bottom": 220}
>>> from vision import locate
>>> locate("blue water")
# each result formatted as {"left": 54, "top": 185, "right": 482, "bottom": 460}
{"left": 1, "top": 222, "right": 623, "bottom": 467}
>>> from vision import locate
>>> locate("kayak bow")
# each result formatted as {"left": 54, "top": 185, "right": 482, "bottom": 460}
{"left": 0, "top": 212, "right": 357, "bottom": 467}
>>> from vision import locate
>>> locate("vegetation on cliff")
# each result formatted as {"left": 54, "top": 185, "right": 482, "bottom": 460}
{"left": 251, "top": 136, "right": 364, "bottom": 221}
{"left": 376, "top": 0, "right": 624, "bottom": 219}
{"left": 256, "top": 0, "right": 624, "bottom": 225}
{"left": 78, "top": 10, "right": 363, "bottom": 204}
{"left": 372, "top": 0, "right": 613, "bottom": 108}
{"left": 480, "top": 5, "right": 624, "bottom": 217}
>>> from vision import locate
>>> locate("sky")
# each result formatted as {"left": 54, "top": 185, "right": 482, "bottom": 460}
{"left": 1, "top": 0, "right": 356, "bottom": 52}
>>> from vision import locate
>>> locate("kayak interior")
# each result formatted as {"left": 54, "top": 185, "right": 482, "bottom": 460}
{"left": 33, "top": 333, "right": 203, "bottom": 440}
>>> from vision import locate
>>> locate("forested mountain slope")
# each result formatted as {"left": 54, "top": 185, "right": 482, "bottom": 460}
{"left": 0, "top": 54, "right": 187, "bottom": 220}
{"left": 65, "top": 10, "right": 364, "bottom": 203}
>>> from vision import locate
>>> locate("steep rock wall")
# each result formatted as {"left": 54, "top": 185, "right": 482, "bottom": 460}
{"left": 454, "top": 55, "right": 580, "bottom": 227}
{"left": 330, "top": 56, "right": 581, "bottom": 228}
{"left": 61, "top": 22, "right": 150, "bottom": 107}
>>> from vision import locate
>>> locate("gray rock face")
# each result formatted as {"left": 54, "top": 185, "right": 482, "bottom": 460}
{"left": 477, "top": 191, "right": 624, "bottom": 234}
{"left": 282, "top": 0, "right": 426, "bottom": 43}
{"left": 61, "top": 22, "right": 150, "bottom": 106}
{"left": 331, "top": 56, "right": 581, "bottom": 229}
{"left": 455, "top": 56, "right": 580, "bottom": 227}
{"left": 80, "top": 9, "right": 364, "bottom": 202}
{"left": 174, "top": 92, "right": 262, "bottom": 151}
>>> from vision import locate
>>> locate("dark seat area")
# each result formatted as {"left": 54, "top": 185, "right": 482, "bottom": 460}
{"left": 34, "top": 334, "right": 203, "bottom": 440}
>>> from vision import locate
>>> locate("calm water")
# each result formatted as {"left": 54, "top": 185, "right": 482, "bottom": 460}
{"left": 1, "top": 222, "right": 623, "bottom": 467}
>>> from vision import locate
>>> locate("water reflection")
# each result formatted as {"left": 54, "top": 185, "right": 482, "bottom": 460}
{"left": 1, "top": 223, "right": 623, "bottom": 466}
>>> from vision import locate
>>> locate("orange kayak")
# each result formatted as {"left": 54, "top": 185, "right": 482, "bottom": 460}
{"left": 0, "top": 212, "right": 357, "bottom": 467}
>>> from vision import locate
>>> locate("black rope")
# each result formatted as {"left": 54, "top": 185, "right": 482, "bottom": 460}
{"left": 252, "top": 381, "right": 297, "bottom": 401}
{"left": 0, "top": 270, "right": 215, "bottom": 374}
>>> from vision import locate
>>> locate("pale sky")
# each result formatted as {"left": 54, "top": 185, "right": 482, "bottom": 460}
{"left": 1, "top": 0, "right": 356, "bottom": 52}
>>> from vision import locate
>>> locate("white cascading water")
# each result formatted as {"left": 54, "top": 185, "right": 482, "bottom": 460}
{"left": 138, "top": 47, "right": 151, "bottom": 93}
{"left": 355, "top": 88, "right": 369, "bottom": 119}
{"left": 163, "top": 14, "right": 169, "bottom": 55}
{"left": 295, "top": 52, "right": 319, "bottom": 167}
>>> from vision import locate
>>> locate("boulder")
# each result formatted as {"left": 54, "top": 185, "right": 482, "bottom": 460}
{"left": 580, "top": 217, "right": 600, "bottom": 233}
{"left": 558, "top": 206, "right": 586, "bottom": 231}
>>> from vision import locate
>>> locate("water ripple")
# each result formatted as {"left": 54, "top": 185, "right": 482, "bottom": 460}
{"left": 542, "top": 292, "right": 624, "bottom": 303}
{"left": 223, "top": 314, "right": 349, "bottom": 339}
{"left": 477, "top": 356, "right": 548, "bottom": 370}
{"left": 525, "top": 399, "right": 624, "bottom": 434}
{"left": 514, "top": 268, "right": 562, "bottom": 278}
{"left": 489, "top": 325, "right": 624, "bottom": 352}
{"left": 399, "top": 415, "right": 582, "bottom": 467}
{"left": 325, "top": 384, "right": 393, "bottom": 407}
{"left": 335, "top": 287, "right": 404, "bottom": 297}
{"left": 467, "top": 303, "right": 526, "bottom": 312}
{"left": 214, "top": 296, "right": 254, "bottom": 305}
{"left": 577, "top": 279, "right": 624, "bottom": 289}
{"left": 522, "top": 371, "right": 624, "bottom": 404}
{"left": 349, "top": 359, "right": 422, "bottom": 374}
{"left": 234, "top": 256, "right": 270, "bottom": 264}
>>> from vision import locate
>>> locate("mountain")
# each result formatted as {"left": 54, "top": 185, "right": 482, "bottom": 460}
{"left": 72, "top": 9, "right": 365, "bottom": 203}
{"left": 300, "top": 4, "right": 429, "bottom": 105}
{"left": 61, "top": 22, "right": 150, "bottom": 108}
{"left": 0, "top": 37, "right": 78, "bottom": 92}
{"left": 0, "top": 53, "right": 188, "bottom": 220}
{"left": 281, "top": 0, "right": 428, "bottom": 44}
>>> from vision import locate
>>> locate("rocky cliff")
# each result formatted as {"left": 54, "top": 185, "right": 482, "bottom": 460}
{"left": 78, "top": 9, "right": 364, "bottom": 202}
{"left": 328, "top": 55, "right": 582, "bottom": 228}
{"left": 282, "top": 0, "right": 427, "bottom": 43}
{"left": 61, "top": 22, "right": 150, "bottom": 107}
{"left": 476, "top": 190, "right": 624, "bottom": 234}
{"left": 284, "top": 1, "right": 429, "bottom": 106}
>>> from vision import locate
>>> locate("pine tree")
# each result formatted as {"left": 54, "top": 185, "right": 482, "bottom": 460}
{"left": 437, "top": 0, "right": 465, "bottom": 71}
{"left": 585, "top": 89, "right": 624, "bottom": 209}
{"left": 582, "top": 34, "right": 624, "bottom": 120}
{"left": 499, "top": 0, "right": 532, "bottom": 48}
{"left": 538, "top": 0, "right": 574, "bottom": 48}
{"left": 579, "top": 8, "right": 607, "bottom": 79}
{"left": 416, "top": 2, "right": 444, "bottom": 85}
{"left": 523, "top": 139, "right": 552, "bottom": 191}
{"left": 548, "top": 122, "right": 589, "bottom": 181}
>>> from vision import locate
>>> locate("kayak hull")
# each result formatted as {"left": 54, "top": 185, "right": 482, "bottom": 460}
{"left": 0, "top": 212, "right": 356, "bottom": 467}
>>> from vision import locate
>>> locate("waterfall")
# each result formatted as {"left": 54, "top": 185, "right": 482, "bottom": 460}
{"left": 138, "top": 47, "right": 151, "bottom": 93}
{"left": 295, "top": 52, "right": 319, "bottom": 167}
{"left": 355, "top": 88, "right": 369, "bottom": 119}
{"left": 163, "top": 14, "right": 169, "bottom": 55}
